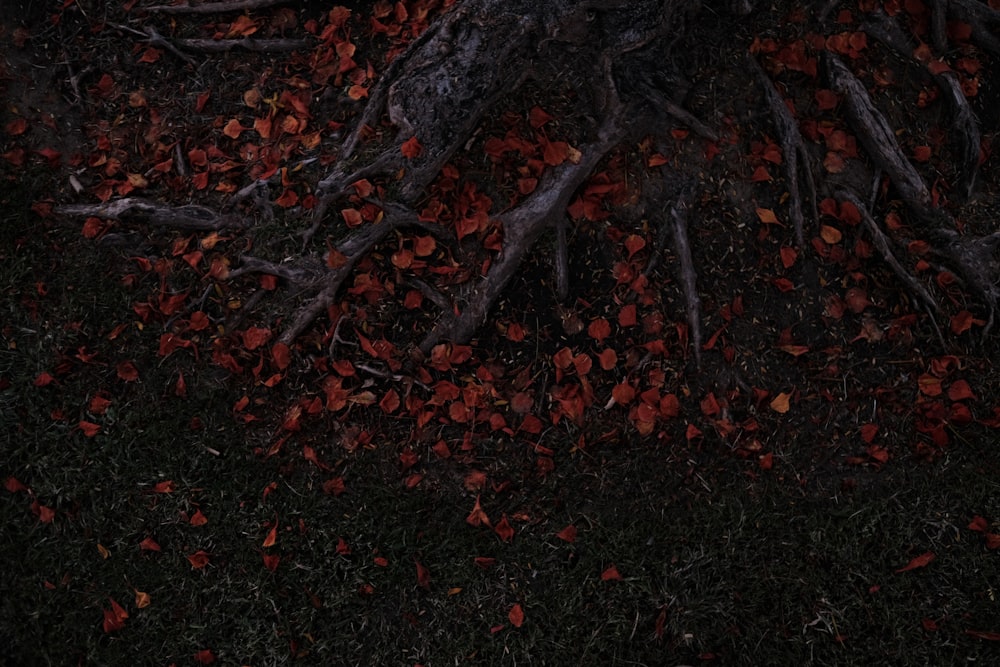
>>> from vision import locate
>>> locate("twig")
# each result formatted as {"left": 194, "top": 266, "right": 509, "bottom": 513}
{"left": 144, "top": 0, "right": 289, "bottom": 15}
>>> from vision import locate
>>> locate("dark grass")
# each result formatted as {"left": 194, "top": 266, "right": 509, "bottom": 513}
{"left": 4, "top": 6, "right": 1000, "bottom": 666}
{"left": 3, "top": 180, "right": 1000, "bottom": 665}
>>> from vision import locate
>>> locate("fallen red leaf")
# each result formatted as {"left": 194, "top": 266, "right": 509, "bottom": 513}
{"left": 895, "top": 551, "right": 935, "bottom": 573}
{"left": 466, "top": 496, "right": 490, "bottom": 528}
{"left": 401, "top": 135, "right": 423, "bottom": 158}
{"left": 187, "top": 550, "right": 210, "bottom": 569}
{"left": 139, "top": 537, "right": 161, "bottom": 552}
{"left": 102, "top": 597, "right": 129, "bottom": 633}
{"left": 494, "top": 514, "right": 515, "bottom": 542}
{"left": 508, "top": 603, "right": 525, "bottom": 628}
{"left": 601, "top": 564, "right": 622, "bottom": 581}
{"left": 555, "top": 525, "right": 577, "bottom": 543}
{"left": 415, "top": 559, "right": 431, "bottom": 590}
{"left": 193, "top": 649, "right": 216, "bottom": 665}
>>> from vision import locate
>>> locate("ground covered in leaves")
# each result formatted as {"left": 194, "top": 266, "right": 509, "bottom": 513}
{"left": 3, "top": 1, "right": 1000, "bottom": 664}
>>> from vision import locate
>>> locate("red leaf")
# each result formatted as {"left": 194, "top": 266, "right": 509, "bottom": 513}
{"left": 189, "top": 509, "right": 208, "bottom": 526}
{"left": 964, "top": 629, "right": 1000, "bottom": 641}
{"left": 262, "top": 522, "right": 278, "bottom": 548}
{"left": 895, "top": 551, "right": 935, "bottom": 573}
{"left": 116, "top": 360, "right": 140, "bottom": 382}
{"left": 401, "top": 135, "right": 423, "bottom": 159}
{"left": 415, "top": 559, "right": 431, "bottom": 590}
{"left": 508, "top": 603, "right": 525, "bottom": 627}
{"left": 985, "top": 534, "right": 1000, "bottom": 550}
{"left": 152, "top": 480, "right": 175, "bottom": 494}
{"left": 466, "top": 496, "right": 491, "bottom": 527}
{"left": 102, "top": 597, "right": 129, "bottom": 633}
{"left": 33, "top": 371, "right": 55, "bottom": 387}
{"left": 556, "top": 524, "right": 577, "bottom": 543}
{"left": 32, "top": 500, "right": 56, "bottom": 523}
{"left": 947, "top": 379, "right": 976, "bottom": 402}
{"left": 474, "top": 556, "right": 496, "bottom": 569}
{"left": 262, "top": 552, "right": 280, "bottom": 572}
{"left": 528, "top": 106, "right": 554, "bottom": 128}
{"left": 271, "top": 342, "right": 291, "bottom": 370}
{"left": 968, "top": 515, "right": 989, "bottom": 533}
{"left": 601, "top": 564, "right": 622, "bottom": 581}
{"left": 494, "top": 514, "right": 515, "bottom": 542}
{"left": 815, "top": 88, "right": 838, "bottom": 110}
{"left": 587, "top": 318, "right": 612, "bottom": 343}
{"left": 139, "top": 537, "right": 161, "bottom": 552}
{"left": 4, "top": 476, "right": 28, "bottom": 493}
{"left": 187, "top": 550, "right": 210, "bottom": 569}
{"left": 241, "top": 327, "right": 272, "bottom": 351}
{"left": 193, "top": 649, "right": 216, "bottom": 665}
{"left": 78, "top": 421, "right": 101, "bottom": 437}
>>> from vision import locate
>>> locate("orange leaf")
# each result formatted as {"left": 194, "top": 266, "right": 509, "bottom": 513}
{"left": 222, "top": 118, "right": 246, "bottom": 139}
{"left": 508, "top": 603, "right": 525, "bottom": 628}
{"left": 134, "top": 589, "right": 151, "bottom": 608}
{"left": 769, "top": 392, "right": 791, "bottom": 413}
{"left": 756, "top": 207, "right": 780, "bottom": 224}
{"left": 820, "top": 224, "right": 843, "bottom": 244}
{"left": 895, "top": 551, "right": 935, "bottom": 573}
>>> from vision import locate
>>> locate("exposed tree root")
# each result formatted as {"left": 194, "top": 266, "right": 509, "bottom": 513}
{"left": 824, "top": 52, "right": 933, "bottom": 216}
{"left": 862, "top": 9, "right": 981, "bottom": 202}
{"left": 837, "top": 189, "right": 941, "bottom": 317}
{"left": 749, "top": 53, "right": 817, "bottom": 247}
{"left": 55, "top": 198, "right": 238, "bottom": 231}
{"left": 931, "top": 229, "right": 1000, "bottom": 336}
{"left": 144, "top": 0, "right": 289, "bottom": 15}
{"left": 54, "top": 0, "right": 1000, "bottom": 368}
{"left": 666, "top": 185, "right": 702, "bottom": 367}
{"left": 419, "top": 107, "right": 630, "bottom": 354}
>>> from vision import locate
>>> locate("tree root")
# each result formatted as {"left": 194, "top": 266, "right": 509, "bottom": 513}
{"left": 418, "top": 107, "right": 630, "bottom": 354}
{"left": 862, "top": 9, "right": 981, "bottom": 202}
{"left": 55, "top": 198, "right": 238, "bottom": 231}
{"left": 749, "top": 53, "right": 817, "bottom": 247}
{"left": 824, "top": 52, "right": 933, "bottom": 215}
{"left": 144, "top": 0, "right": 290, "bottom": 15}
{"left": 931, "top": 229, "right": 1000, "bottom": 336}
{"left": 837, "top": 189, "right": 941, "bottom": 318}
{"left": 666, "top": 185, "right": 702, "bottom": 367}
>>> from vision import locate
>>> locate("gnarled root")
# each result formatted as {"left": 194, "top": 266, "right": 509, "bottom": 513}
{"left": 55, "top": 197, "right": 238, "bottom": 231}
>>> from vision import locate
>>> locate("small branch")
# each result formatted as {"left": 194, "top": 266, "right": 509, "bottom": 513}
{"left": 174, "top": 37, "right": 311, "bottom": 53}
{"left": 554, "top": 216, "right": 570, "bottom": 301}
{"left": 668, "top": 186, "right": 703, "bottom": 367}
{"left": 56, "top": 197, "right": 237, "bottom": 231}
{"left": 837, "top": 190, "right": 939, "bottom": 315}
{"left": 144, "top": 0, "right": 289, "bottom": 15}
